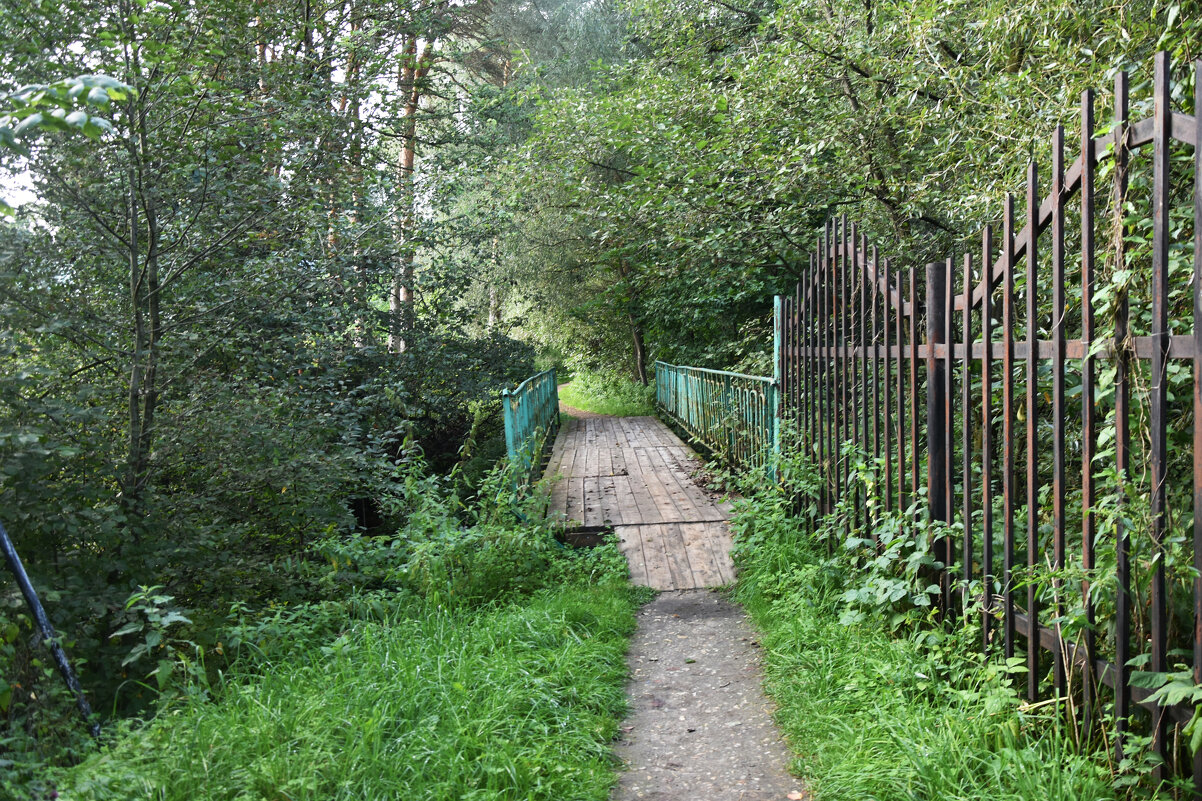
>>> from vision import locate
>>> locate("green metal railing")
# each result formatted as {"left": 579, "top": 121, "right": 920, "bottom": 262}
{"left": 502, "top": 368, "right": 560, "bottom": 489}
{"left": 654, "top": 360, "right": 778, "bottom": 471}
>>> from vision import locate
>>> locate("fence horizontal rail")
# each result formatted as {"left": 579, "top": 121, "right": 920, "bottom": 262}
{"left": 775, "top": 51, "right": 1202, "bottom": 788}
{"left": 654, "top": 360, "right": 777, "bottom": 470}
{"left": 501, "top": 368, "right": 559, "bottom": 490}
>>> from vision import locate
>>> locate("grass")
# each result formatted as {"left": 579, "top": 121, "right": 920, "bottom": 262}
{"left": 729, "top": 493, "right": 1120, "bottom": 801}
{"left": 557, "top": 367, "right": 654, "bottom": 417}
{"left": 56, "top": 547, "right": 647, "bottom": 801}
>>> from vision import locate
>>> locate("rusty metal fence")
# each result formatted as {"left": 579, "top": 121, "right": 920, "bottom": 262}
{"left": 776, "top": 52, "right": 1202, "bottom": 785}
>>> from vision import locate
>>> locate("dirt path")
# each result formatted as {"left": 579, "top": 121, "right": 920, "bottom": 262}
{"left": 611, "top": 591, "right": 803, "bottom": 801}
{"left": 557, "top": 383, "right": 607, "bottom": 419}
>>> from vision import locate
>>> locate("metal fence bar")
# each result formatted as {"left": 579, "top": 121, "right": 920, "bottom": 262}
{"left": 768, "top": 49, "right": 1202, "bottom": 789}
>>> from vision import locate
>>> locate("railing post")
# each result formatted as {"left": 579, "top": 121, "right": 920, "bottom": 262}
{"left": 501, "top": 388, "right": 518, "bottom": 473}
{"left": 768, "top": 379, "right": 780, "bottom": 482}
{"left": 773, "top": 295, "right": 784, "bottom": 480}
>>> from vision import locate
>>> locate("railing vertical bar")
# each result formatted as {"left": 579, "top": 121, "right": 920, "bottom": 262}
{"left": 1149, "top": 51, "right": 1171, "bottom": 771}
{"left": 1003, "top": 192, "right": 1017, "bottom": 662}
{"left": 1113, "top": 68, "right": 1132, "bottom": 758}
{"left": 909, "top": 267, "right": 920, "bottom": 501}
{"left": 962, "top": 252, "right": 973, "bottom": 599}
{"left": 860, "top": 227, "right": 870, "bottom": 526}
{"left": 840, "top": 215, "right": 850, "bottom": 532}
{"left": 884, "top": 256, "right": 894, "bottom": 515}
{"left": 1025, "top": 160, "right": 1041, "bottom": 703}
{"left": 822, "top": 226, "right": 831, "bottom": 525}
{"left": 982, "top": 225, "right": 995, "bottom": 652}
{"left": 1192, "top": 56, "right": 1202, "bottom": 797}
{"left": 1052, "top": 125, "right": 1068, "bottom": 701}
{"left": 859, "top": 232, "right": 870, "bottom": 530}
{"left": 928, "top": 259, "right": 950, "bottom": 613}
{"left": 897, "top": 259, "right": 906, "bottom": 513}
{"left": 1080, "top": 87, "right": 1099, "bottom": 734}
{"left": 944, "top": 255, "right": 955, "bottom": 613}
{"left": 803, "top": 263, "right": 811, "bottom": 474}
{"left": 872, "top": 244, "right": 881, "bottom": 525}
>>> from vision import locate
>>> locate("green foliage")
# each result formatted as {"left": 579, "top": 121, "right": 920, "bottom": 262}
{"left": 730, "top": 483, "right": 1120, "bottom": 800}
{"left": 558, "top": 366, "right": 654, "bottom": 417}
{"left": 7, "top": 443, "right": 642, "bottom": 800}
{"left": 56, "top": 578, "right": 640, "bottom": 800}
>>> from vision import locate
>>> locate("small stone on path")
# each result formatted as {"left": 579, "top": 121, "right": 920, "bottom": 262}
{"left": 612, "top": 590, "right": 804, "bottom": 801}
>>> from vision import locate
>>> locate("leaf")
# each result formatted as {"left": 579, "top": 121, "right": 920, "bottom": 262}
{"left": 85, "top": 86, "right": 111, "bottom": 108}
{"left": 12, "top": 112, "right": 44, "bottom": 137}
{"left": 153, "top": 659, "right": 175, "bottom": 690}
{"left": 110, "top": 622, "right": 143, "bottom": 638}
{"left": 159, "top": 611, "right": 193, "bottom": 627}
{"left": 1129, "top": 669, "right": 1169, "bottom": 689}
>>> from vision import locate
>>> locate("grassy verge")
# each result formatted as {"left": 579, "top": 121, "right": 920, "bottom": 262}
{"left": 558, "top": 367, "right": 654, "bottom": 417}
{"left": 729, "top": 492, "right": 1118, "bottom": 801}
{"left": 55, "top": 544, "right": 646, "bottom": 801}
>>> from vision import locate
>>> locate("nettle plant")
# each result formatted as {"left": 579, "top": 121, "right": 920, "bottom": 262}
{"left": 796, "top": 445, "right": 944, "bottom": 629}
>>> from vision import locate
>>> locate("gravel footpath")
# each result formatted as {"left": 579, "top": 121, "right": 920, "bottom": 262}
{"left": 611, "top": 591, "right": 804, "bottom": 801}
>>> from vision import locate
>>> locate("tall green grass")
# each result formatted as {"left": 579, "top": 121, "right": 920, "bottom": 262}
{"left": 730, "top": 494, "right": 1119, "bottom": 801}
{"left": 55, "top": 537, "right": 646, "bottom": 801}
{"left": 558, "top": 367, "right": 654, "bottom": 417}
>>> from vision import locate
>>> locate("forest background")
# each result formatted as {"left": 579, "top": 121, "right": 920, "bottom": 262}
{"left": 1, "top": 0, "right": 1199, "bottom": 791}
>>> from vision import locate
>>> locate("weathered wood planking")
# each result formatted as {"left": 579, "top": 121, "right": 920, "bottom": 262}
{"left": 546, "top": 416, "right": 727, "bottom": 529}
{"left": 612, "top": 522, "right": 735, "bottom": 592}
{"left": 545, "top": 415, "right": 735, "bottom": 590}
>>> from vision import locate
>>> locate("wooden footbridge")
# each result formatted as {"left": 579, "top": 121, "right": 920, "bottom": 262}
{"left": 544, "top": 416, "right": 736, "bottom": 591}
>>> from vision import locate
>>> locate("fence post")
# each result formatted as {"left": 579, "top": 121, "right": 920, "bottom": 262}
{"left": 926, "top": 260, "right": 949, "bottom": 525}
{"left": 502, "top": 388, "right": 517, "bottom": 470}
{"left": 773, "top": 295, "right": 784, "bottom": 480}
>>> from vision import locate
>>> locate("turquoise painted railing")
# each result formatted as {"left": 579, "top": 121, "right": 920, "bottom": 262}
{"left": 502, "top": 368, "right": 560, "bottom": 489}
{"left": 654, "top": 361, "right": 778, "bottom": 471}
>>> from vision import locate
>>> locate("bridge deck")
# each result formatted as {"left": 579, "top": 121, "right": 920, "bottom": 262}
{"left": 545, "top": 416, "right": 735, "bottom": 591}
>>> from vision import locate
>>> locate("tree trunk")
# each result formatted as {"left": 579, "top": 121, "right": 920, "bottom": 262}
{"left": 389, "top": 36, "right": 434, "bottom": 353}
{"left": 630, "top": 313, "right": 648, "bottom": 386}
{"left": 488, "top": 284, "right": 500, "bottom": 329}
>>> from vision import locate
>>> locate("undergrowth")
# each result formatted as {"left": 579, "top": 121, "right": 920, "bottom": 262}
{"left": 558, "top": 367, "right": 653, "bottom": 417}
{"left": 729, "top": 451, "right": 1122, "bottom": 801}
{"left": 24, "top": 456, "right": 649, "bottom": 801}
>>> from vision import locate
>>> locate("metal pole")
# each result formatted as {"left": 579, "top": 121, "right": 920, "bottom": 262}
{"left": 0, "top": 520, "right": 98, "bottom": 736}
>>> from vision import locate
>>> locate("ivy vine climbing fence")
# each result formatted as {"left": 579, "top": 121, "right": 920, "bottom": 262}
{"left": 775, "top": 52, "right": 1202, "bottom": 787}
{"left": 501, "top": 369, "right": 559, "bottom": 491}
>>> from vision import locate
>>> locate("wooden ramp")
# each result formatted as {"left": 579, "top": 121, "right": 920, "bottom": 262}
{"left": 544, "top": 416, "right": 735, "bottom": 591}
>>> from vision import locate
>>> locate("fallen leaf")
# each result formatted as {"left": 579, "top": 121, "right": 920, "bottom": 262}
{"left": 787, "top": 793, "right": 805, "bottom": 800}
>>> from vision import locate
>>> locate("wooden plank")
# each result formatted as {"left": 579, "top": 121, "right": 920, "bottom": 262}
{"left": 653, "top": 447, "right": 727, "bottom": 519}
{"left": 612, "top": 454, "right": 652, "bottom": 525}
{"left": 642, "top": 447, "right": 706, "bottom": 521}
{"left": 632, "top": 446, "right": 689, "bottom": 522}
{"left": 548, "top": 478, "right": 568, "bottom": 522}
{"left": 662, "top": 523, "right": 697, "bottom": 589}
{"left": 563, "top": 477, "right": 585, "bottom": 527}
{"left": 678, "top": 522, "right": 722, "bottom": 587}
{"left": 638, "top": 524, "right": 674, "bottom": 591}
{"left": 598, "top": 475, "right": 623, "bottom": 526}
{"left": 581, "top": 443, "right": 598, "bottom": 478}
{"left": 703, "top": 522, "right": 737, "bottom": 585}
{"left": 610, "top": 445, "right": 628, "bottom": 477}
{"left": 615, "top": 525, "right": 649, "bottom": 586}
{"left": 582, "top": 476, "right": 605, "bottom": 528}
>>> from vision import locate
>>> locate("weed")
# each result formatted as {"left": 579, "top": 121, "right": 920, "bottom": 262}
{"left": 558, "top": 367, "right": 654, "bottom": 417}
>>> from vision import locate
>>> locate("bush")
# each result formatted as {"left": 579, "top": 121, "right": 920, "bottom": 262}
{"left": 558, "top": 366, "right": 654, "bottom": 416}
